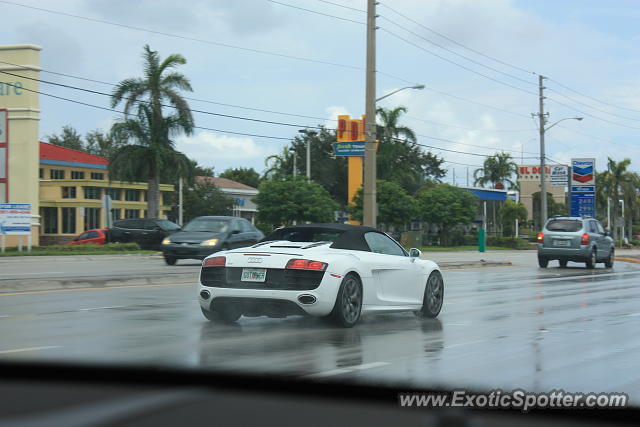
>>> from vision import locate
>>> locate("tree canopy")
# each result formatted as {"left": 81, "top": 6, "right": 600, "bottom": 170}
{"left": 347, "top": 180, "right": 419, "bottom": 228}
{"left": 219, "top": 167, "right": 262, "bottom": 188}
{"left": 182, "top": 180, "right": 234, "bottom": 223}
{"left": 254, "top": 178, "right": 338, "bottom": 229}
{"left": 474, "top": 152, "right": 518, "bottom": 189}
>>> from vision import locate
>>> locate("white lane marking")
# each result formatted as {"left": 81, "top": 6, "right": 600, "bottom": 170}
{"left": 305, "top": 361, "right": 390, "bottom": 378}
{"left": 444, "top": 339, "right": 486, "bottom": 349}
{"left": 78, "top": 305, "right": 126, "bottom": 311}
{"left": 626, "top": 312, "right": 640, "bottom": 317}
{"left": 0, "top": 346, "right": 61, "bottom": 354}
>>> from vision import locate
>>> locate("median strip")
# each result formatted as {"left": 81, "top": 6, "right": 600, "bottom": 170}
{"left": 614, "top": 256, "right": 640, "bottom": 264}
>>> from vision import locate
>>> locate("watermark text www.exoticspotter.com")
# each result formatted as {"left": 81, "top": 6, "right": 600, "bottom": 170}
{"left": 399, "top": 389, "right": 628, "bottom": 412}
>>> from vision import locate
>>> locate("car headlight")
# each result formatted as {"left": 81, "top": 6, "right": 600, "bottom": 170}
{"left": 201, "top": 239, "right": 219, "bottom": 247}
{"left": 162, "top": 237, "right": 171, "bottom": 245}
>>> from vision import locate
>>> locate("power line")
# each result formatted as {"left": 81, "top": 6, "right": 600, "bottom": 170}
{"left": 380, "top": 15, "right": 537, "bottom": 88}
{"left": 378, "top": 2, "right": 536, "bottom": 76}
{"left": 379, "top": 27, "right": 538, "bottom": 97}
{"left": 0, "top": 0, "right": 362, "bottom": 71}
{"left": 404, "top": 113, "right": 535, "bottom": 133}
{"left": 267, "top": 0, "right": 365, "bottom": 25}
{"left": 547, "top": 87, "right": 640, "bottom": 123}
{"left": 546, "top": 96, "right": 640, "bottom": 130}
{"left": 547, "top": 77, "right": 640, "bottom": 114}
{"left": 314, "top": 0, "right": 366, "bottom": 13}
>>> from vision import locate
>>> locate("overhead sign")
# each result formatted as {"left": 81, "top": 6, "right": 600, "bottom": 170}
{"left": 0, "top": 204, "right": 31, "bottom": 235}
{"left": 570, "top": 158, "right": 596, "bottom": 217}
{"left": 571, "top": 158, "right": 596, "bottom": 186}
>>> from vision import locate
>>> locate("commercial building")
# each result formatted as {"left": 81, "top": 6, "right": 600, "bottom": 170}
{"left": 196, "top": 176, "right": 258, "bottom": 223}
{"left": 39, "top": 142, "right": 174, "bottom": 245}
{"left": 517, "top": 165, "right": 567, "bottom": 222}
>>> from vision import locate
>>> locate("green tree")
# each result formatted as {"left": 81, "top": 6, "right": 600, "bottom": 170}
{"left": 47, "top": 125, "right": 83, "bottom": 151}
{"left": 600, "top": 158, "right": 633, "bottom": 242}
{"left": 219, "top": 167, "right": 262, "bottom": 188}
{"left": 110, "top": 44, "right": 195, "bottom": 218}
{"left": 499, "top": 200, "right": 528, "bottom": 237}
{"left": 84, "top": 129, "right": 127, "bottom": 158}
{"left": 532, "top": 192, "right": 566, "bottom": 229}
{"left": 416, "top": 184, "right": 478, "bottom": 245}
{"left": 474, "top": 152, "right": 518, "bottom": 189}
{"left": 254, "top": 178, "right": 338, "bottom": 228}
{"left": 376, "top": 106, "right": 446, "bottom": 193}
{"left": 183, "top": 180, "right": 234, "bottom": 222}
{"left": 187, "top": 159, "right": 214, "bottom": 178}
{"left": 347, "top": 180, "right": 418, "bottom": 228}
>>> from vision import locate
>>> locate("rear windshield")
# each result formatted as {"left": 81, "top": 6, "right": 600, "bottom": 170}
{"left": 546, "top": 219, "right": 582, "bottom": 232}
{"left": 263, "top": 228, "right": 343, "bottom": 243}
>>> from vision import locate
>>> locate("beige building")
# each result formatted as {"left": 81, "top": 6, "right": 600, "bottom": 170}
{"left": 518, "top": 164, "right": 567, "bottom": 221}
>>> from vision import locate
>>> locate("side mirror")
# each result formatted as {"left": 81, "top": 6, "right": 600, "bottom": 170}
{"left": 232, "top": 229, "right": 241, "bottom": 234}
{"left": 409, "top": 247, "right": 421, "bottom": 261}
{"left": 604, "top": 229, "right": 611, "bottom": 237}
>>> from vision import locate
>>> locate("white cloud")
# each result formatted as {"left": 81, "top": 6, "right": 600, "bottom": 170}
{"left": 175, "top": 131, "right": 271, "bottom": 166}
{"left": 325, "top": 105, "right": 351, "bottom": 121}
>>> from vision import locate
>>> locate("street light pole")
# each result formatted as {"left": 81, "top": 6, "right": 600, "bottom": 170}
{"left": 289, "top": 148, "right": 296, "bottom": 177}
{"left": 363, "top": 0, "right": 377, "bottom": 227}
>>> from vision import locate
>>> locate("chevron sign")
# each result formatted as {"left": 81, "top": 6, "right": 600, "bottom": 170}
{"left": 571, "top": 159, "right": 596, "bottom": 186}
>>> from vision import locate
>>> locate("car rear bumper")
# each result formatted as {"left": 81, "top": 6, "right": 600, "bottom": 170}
{"left": 198, "top": 274, "right": 342, "bottom": 317}
{"left": 538, "top": 244, "right": 591, "bottom": 260}
{"left": 162, "top": 244, "right": 220, "bottom": 259}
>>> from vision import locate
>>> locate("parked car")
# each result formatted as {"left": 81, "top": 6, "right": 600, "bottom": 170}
{"left": 537, "top": 216, "right": 614, "bottom": 269}
{"left": 161, "top": 216, "right": 264, "bottom": 265}
{"left": 68, "top": 229, "right": 108, "bottom": 245}
{"left": 109, "top": 218, "right": 181, "bottom": 249}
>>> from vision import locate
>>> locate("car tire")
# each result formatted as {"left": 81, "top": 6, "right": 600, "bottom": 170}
{"left": 329, "top": 273, "right": 362, "bottom": 328}
{"left": 164, "top": 255, "right": 177, "bottom": 266}
{"left": 585, "top": 248, "right": 597, "bottom": 269}
{"left": 417, "top": 270, "right": 444, "bottom": 318}
{"left": 538, "top": 256, "right": 549, "bottom": 268}
{"left": 605, "top": 248, "right": 614, "bottom": 268}
{"left": 201, "top": 306, "right": 241, "bottom": 324}
{"left": 559, "top": 260, "right": 568, "bottom": 268}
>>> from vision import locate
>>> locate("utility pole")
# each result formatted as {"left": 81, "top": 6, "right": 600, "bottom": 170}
{"left": 536, "top": 75, "right": 548, "bottom": 229}
{"left": 453, "top": 168, "right": 456, "bottom": 186}
{"left": 178, "top": 177, "right": 183, "bottom": 226}
{"left": 362, "top": 0, "right": 377, "bottom": 227}
{"left": 306, "top": 138, "right": 311, "bottom": 180}
{"left": 466, "top": 167, "right": 469, "bottom": 187}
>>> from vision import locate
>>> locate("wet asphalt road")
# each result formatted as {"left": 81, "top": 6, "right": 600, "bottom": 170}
{"left": 1, "top": 256, "right": 640, "bottom": 403}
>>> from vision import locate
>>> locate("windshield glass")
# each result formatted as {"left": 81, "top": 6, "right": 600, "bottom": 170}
{"left": 546, "top": 219, "right": 582, "bottom": 232}
{"left": 156, "top": 220, "right": 181, "bottom": 231}
{"left": 182, "top": 218, "right": 230, "bottom": 233}
{"left": 263, "top": 228, "right": 342, "bottom": 243}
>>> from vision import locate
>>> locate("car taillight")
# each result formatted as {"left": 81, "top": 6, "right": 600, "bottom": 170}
{"left": 537, "top": 232, "right": 544, "bottom": 242}
{"left": 581, "top": 233, "right": 590, "bottom": 245}
{"left": 285, "top": 259, "right": 328, "bottom": 271}
{"left": 203, "top": 256, "right": 226, "bottom": 267}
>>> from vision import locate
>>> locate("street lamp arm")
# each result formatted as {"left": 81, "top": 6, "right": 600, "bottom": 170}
{"left": 375, "top": 84, "right": 425, "bottom": 102}
{"left": 544, "top": 116, "right": 583, "bottom": 132}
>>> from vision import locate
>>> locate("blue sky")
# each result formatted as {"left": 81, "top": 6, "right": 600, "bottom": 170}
{"left": 1, "top": 0, "right": 639, "bottom": 183}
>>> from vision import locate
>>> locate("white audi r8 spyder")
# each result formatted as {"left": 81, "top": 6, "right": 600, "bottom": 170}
{"left": 197, "top": 224, "right": 444, "bottom": 327}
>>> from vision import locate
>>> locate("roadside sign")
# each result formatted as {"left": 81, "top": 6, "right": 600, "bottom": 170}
{"left": 550, "top": 165, "right": 568, "bottom": 187}
{"left": 0, "top": 203, "right": 31, "bottom": 235}
{"left": 570, "top": 158, "right": 596, "bottom": 217}
{"left": 0, "top": 110, "right": 7, "bottom": 144}
{"left": 332, "top": 141, "right": 365, "bottom": 156}
{"left": 571, "top": 158, "right": 596, "bottom": 186}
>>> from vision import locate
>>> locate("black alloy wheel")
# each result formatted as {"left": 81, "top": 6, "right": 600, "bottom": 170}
{"left": 330, "top": 273, "right": 362, "bottom": 328}
{"left": 419, "top": 270, "right": 444, "bottom": 318}
{"left": 585, "top": 248, "right": 597, "bottom": 269}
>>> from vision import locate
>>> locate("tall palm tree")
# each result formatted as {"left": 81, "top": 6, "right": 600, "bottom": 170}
{"left": 474, "top": 152, "right": 518, "bottom": 189}
{"left": 110, "top": 45, "right": 194, "bottom": 218}
{"left": 601, "top": 158, "right": 632, "bottom": 242}
{"left": 376, "top": 106, "right": 416, "bottom": 143}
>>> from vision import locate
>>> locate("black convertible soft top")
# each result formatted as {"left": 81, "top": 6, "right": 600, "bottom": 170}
{"left": 261, "top": 223, "right": 379, "bottom": 252}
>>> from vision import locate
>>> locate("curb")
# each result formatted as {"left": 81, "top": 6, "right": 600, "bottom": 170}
{"left": 0, "top": 273, "right": 197, "bottom": 294}
{"left": 614, "top": 256, "right": 640, "bottom": 264}
{"left": 439, "top": 260, "right": 512, "bottom": 269}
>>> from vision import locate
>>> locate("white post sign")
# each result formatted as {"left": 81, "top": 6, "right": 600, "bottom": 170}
{"left": 0, "top": 110, "right": 7, "bottom": 144}
{"left": 0, "top": 204, "right": 32, "bottom": 235}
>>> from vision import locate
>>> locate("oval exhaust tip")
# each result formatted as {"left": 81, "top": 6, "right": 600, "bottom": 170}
{"left": 200, "top": 290, "right": 211, "bottom": 300}
{"left": 298, "top": 294, "right": 316, "bottom": 305}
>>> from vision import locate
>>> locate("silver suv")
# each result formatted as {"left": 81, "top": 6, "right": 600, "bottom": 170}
{"left": 537, "top": 216, "right": 614, "bottom": 269}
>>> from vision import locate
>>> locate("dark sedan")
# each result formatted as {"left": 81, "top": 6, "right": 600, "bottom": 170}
{"left": 161, "top": 216, "right": 264, "bottom": 265}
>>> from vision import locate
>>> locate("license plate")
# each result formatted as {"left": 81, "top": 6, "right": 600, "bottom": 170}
{"left": 241, "top": 268, "right": 267, "bottom": 282}
{"left": 553, "top": 240, "right": 570, "bottom": 247}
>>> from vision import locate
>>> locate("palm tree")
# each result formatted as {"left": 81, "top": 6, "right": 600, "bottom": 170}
{"left": 601, "top": 158, "right": 632, "bottom": 242}
{"left": 474, "top": 152, "right": 518, "bottom": 189}
{"left": 263, "top": 146, "right": 294, "bottom": 179}
{"left": 376, "top": 106, "right": 416, "bottom": 143}
{"left": 110, "top": 45, "right": 194, "bottom": 218}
